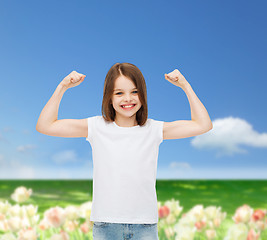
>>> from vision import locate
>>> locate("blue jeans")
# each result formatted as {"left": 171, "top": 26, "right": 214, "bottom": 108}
{"left": 93, "top": 222, "right": 159, "bottom": 240}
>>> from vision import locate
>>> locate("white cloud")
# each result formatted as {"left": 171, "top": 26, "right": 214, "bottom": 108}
{"left": 51, "top": 150, "right": 79, "bottom": 164}
{"left": 0, "top": 158, "right": 36, "bottom": 179}
{"left": 169, "top": 161, "right": 191, "bottom": 169}
{"left": 165, "top": 161, "right": 193, "bottom": 179}
{"left": 16, "top": 166, "right": 36, "bottom": 178}
{"left": 0, "top": 162, "right": 266, "bottom": 180}
{"left": 0, "top": 165, "right": 93, "bottom": 179}
{"left": 0, "top": 155, "right": 22, "bottom": 169}
{"left": 16, "top": 144, "right": 37, "bottom": 153}
{"left": 0, "top": 152, "right": 93, "bottom": 179}
{"left": 191, "top": 116, "right": 267, "bottom": 157}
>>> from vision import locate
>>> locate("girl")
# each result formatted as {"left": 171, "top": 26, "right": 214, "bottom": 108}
{"left": 36, "top": 62, "right": 213, "bottom": 240}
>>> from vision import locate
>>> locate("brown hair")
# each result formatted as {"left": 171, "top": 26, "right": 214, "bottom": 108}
{"left": 101, "top": 62, "right": 148, "bottom": 126}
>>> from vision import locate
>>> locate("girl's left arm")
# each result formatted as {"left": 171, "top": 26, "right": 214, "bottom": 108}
{"left": 163, "top": 69, "right": 213, "bottom": 140}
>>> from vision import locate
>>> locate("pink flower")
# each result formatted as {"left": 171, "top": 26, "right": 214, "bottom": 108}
{"left": 233, "top": 204, "right": 253, "bottom": 224}
{"left": 44, "top": 207, "right": 66, "bottom": 228}
{"left": 80, "top": 222, "right": 90, "bottom": 233}
{"left": 251, "top": 209, "right": 266, "bottom": 222}
{"left": 195, "top": 220, "right": 206, "bottom": 231}
{"left": 38, "top": 218, "right": 50, "bottom": 230}
{"left": 158, "top": 205, "right": 170, "bottom": 218}
{"left": 18, "top": 226, "right": 38, "bottom": 240}
{"left": 247, "top": 228, "right": 260, "bottom": 240}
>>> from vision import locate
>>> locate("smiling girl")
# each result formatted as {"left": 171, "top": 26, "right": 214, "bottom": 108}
{"left": 36, "top": 62, "right": 213, "bottom": 239}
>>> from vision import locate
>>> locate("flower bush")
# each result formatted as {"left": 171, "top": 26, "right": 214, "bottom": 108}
{"left": 0, "top": 186, "right": 266, "bottom": 240}
{"left": 158, "top": 200, "right": 227, "bottom": 239}
{"left": 157, "top": 200, "right": 267, "bottom": 240}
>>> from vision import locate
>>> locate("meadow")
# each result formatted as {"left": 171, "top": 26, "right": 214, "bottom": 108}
{"left": 0, "top": 179, "right": 266, "bottom": 239}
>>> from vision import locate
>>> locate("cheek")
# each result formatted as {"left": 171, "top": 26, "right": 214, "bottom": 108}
{"left": 112, "top": 98, "right": 120, "bottom": 106}
{"left": 136, "top": 96, "right": 141, "bottom": 104}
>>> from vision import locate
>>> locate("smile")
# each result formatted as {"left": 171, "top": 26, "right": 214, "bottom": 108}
{"left": 120, "top": 104, "right": 136, "bottom": 110}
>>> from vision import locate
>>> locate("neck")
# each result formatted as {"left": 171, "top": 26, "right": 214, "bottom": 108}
{"left": 114, "top": 115, "right": 138, "bottom": 127}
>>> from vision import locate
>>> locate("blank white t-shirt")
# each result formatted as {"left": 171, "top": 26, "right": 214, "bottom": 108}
{"left": 85, "top": 115, "right": 164, "bottom": 224}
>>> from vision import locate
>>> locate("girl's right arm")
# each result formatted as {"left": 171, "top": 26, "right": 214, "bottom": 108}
{"left": 36, "top": 71, "right": 88, "bottom": 138}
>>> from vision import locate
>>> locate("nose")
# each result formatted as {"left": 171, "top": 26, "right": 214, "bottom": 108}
{"left": 123, "top": 93, "right": 133, "bottom": 102}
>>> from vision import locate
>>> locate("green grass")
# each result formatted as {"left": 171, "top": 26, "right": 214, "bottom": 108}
{"left": 156, "top": 179, "right": 267, "bottom": 216}
{"left": 1, "top": 179, "right": 267, "bottom": 218}
{"left": 0, "top": 180, "right": 93, "bottom": 219}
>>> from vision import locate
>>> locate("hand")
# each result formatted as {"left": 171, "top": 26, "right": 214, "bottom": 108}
{"left": 60, "top": 71, "right": 86, "bottom": 89}
{"left": 165, "top": 69, "right": 189, "bottom": 89}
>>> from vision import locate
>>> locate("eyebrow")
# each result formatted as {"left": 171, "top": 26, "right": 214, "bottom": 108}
{"left": 114, "top": 88, "right": 137, "bottom": 91}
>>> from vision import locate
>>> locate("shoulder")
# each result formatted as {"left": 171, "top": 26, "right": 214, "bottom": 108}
{"left": 87, "top": 115, "right": 102, "bottom": 121}
{"left": 148, "top": 118, "right": 164, "bottom": 126}
{"left": 86, "top": 115, "right": 103, "bottom": 127}
{"left": 147, "top": 118, "right": 165, "bottom": 132}
{"left": 87, "top": 115, "right": 114, "bottom": 128}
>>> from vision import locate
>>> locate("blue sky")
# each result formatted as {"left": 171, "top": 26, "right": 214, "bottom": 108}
{"left": 0, "top": 0, "right": 266, "bottom": 179}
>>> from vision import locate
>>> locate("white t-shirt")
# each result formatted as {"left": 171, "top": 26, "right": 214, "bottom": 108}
{"left": 85, "top": 115, "right": 164, "bottom": 224}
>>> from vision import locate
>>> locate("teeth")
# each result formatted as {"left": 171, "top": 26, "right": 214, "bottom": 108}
{"left": 122, "top": 105, "right": 134, "bottom": 108}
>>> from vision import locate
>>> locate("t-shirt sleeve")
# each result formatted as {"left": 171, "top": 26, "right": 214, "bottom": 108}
{"left": 85, "top": 116, "right": 97, "bottom": 144}
{"left": 151, "top": 119, "right": 164, "bottom": 145}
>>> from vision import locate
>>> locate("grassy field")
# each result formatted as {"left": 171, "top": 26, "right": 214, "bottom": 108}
{"left": 1, "top": 179, "right": 267, "bottom": 239}
{"left": 1, "top": 179, "right": 266, "bottom": 216}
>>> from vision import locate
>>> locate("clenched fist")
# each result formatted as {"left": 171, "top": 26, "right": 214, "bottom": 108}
{"left": 164, "top": 69, "right": 189, "bottom": 89}
{"left": 60, "top": 71, "right": 86, "bottom": 89}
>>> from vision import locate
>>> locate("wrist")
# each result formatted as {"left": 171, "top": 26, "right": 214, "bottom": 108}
{"left": 58, "top": 83, "right": 69, "bottom": 92}
{"left": 181, "top": 82, "right": 191, "bottom": 91}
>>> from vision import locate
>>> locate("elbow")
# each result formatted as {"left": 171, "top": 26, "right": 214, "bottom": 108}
{"left": 36, "top": 124, "right": 42, "bottom": 133}
{"left": 200, "top": 122, "right": 213, "bottom": 134}
{"left": 36, "top": 123, "right": 40, "bottom": 132}
{"left": 205, "top": 122, "right": 213, "bottom": 133}
{"left": 209, "top": 122, "right": 213, "bottom": 130}
{"left": 36, "top": 121, "right": 42, "bottom": 132}
{"left": 36, "top": 123, "right": 54, "bottom": 135}
{"left": 36, "top": 123, "right": 46, "bottom": 134}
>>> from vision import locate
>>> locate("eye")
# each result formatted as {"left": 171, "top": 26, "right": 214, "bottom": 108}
{"left": 115, "top": 91, "right": 138, "bottom": 95}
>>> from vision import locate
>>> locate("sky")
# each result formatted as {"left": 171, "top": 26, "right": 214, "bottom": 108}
{"left": 0, "top": 0, "right": 266, "bottom": 179}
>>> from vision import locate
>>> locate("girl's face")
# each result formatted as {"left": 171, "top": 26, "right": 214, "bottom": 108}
{"left": 111, "top": 75, "right": 142, "bottom": 120}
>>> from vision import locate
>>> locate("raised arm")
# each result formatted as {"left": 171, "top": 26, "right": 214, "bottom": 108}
{"left": 36, "top": 71, "right": 88, "bottom": 138}
{"left": 163, "top": 69, "right": 213, "bottom": 140}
